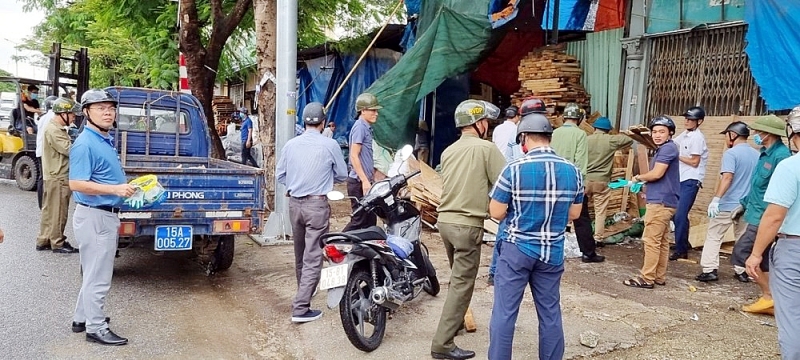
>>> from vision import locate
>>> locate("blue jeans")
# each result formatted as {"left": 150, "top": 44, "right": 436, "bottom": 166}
{"left": 673, "top": 179, "right": 701, "bottom": 254}
{"left": 489, "top": 220, "right": 508, "bottom": 276}
{"left": 488, "top": 243, "right": 565, "bottom": 360}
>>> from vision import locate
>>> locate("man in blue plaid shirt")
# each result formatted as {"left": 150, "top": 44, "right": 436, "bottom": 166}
{"left": 487, "top": 113, "right": 584, "bottom": 360}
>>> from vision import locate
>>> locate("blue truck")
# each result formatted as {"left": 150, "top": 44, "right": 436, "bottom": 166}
{"left": 107, "top": 87, "right": 264, "bottom": 273}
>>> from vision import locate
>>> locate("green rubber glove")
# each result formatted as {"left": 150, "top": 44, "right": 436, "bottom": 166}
{"left": 630, "top": 182, "right": 645, "bottom": 194}
{"left": 608, "top": 178, "right": 631, "bottom": 189}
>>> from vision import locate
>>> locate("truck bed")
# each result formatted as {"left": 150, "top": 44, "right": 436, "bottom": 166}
{"left": 119, "top": 155, "right": 264, "bottom": 235}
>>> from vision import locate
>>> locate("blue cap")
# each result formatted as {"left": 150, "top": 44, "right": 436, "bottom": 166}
{"left": 593, "top": 117, "right": 613, "bottom": 131}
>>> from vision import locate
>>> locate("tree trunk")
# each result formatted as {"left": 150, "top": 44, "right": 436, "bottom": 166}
{"left": 179, "top": 0, "right": 252, "bottom": 159}
{"left": 253, "top": 0, "right": 278, "bottom": 210}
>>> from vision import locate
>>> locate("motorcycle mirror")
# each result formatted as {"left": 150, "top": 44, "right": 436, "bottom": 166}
{"left": 400, "top": 144, "right": 413, "bottom": 161}
{"left": 326, "top": 191, "right": 345, "bottom": 201}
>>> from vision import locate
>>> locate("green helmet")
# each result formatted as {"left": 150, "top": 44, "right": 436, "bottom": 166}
{"left": 52, "top": 97, "right": 78, "bottom": 114}
{"left": 563, "top": 102, "right": 584, "bottom": 122}
{"left": 749, "top": 114, "right": 786, "bottom": 137}
{"left": 355, "top": 93, "right": 382, "bottom": 112}
{"left": 454, "top": 99, "right": 500, "bottom": 128}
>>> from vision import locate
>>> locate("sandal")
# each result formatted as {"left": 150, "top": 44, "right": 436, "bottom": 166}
{"left": 623, "top": 277, "right": 654, "bottom": 289}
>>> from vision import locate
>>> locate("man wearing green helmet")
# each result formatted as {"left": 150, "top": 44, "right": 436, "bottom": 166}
{"left": 431, "top": 99, "right": 505, "bottom": 360}
{"left": 731, "top": 114, "right": 791, "bottom": 315}
{"left": 552, "top": 103, "right": 605, "bottom": 263}
{"left": 343, "top": 92, "right": 382, "bottom": 231}
{"left": 35, "top": 97, "right": 81, "bottom": 253}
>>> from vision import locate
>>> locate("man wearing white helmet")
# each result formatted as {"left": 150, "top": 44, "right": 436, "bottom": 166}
{"left": 277, "top": 102, "right": 347, "bottom": 323}
{"left": 746, "top": 106, "right": 800, "bottom": 358}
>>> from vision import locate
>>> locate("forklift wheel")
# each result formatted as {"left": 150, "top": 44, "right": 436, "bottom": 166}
{"left": 14, "top": 155, "right": 38, "bottom": 191}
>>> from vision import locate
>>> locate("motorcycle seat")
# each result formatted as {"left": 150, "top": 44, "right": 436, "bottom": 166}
{"left": 346, "top": 226, "right": 387, "bottom": 241}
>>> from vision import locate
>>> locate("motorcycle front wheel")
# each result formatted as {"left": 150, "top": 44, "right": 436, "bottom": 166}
{"left": 421, "top": 243, "right": 440, "bottom": 296}
{"left": 339, "top": 267, "right": 387, "bottom": 352}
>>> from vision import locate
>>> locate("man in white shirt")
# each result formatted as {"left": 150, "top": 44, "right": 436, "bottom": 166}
{"left": 670, "top": 106, "right": 709, "bottom": 260}
{"left": 492, "top": 105, "right": 520, "bottom": 159}
{"left": 35, "top": 96, "right": 58, "bottom": 209}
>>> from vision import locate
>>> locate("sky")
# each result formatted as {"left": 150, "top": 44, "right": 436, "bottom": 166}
{"left": 0, "top": 1, "right": 46, "bottom": 79}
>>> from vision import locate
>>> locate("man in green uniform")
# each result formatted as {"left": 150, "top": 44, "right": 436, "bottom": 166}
{"left": 552, "top": 103, "right": 604, "bottom": 262}
{"left": 585, "top": 117, "right": 633, "bottom": 240}
{"left": 36, "top": 97, "right": 80, "bottom": 253}
{"left": 431, "top": 99, "right": 505, "bottom": 360}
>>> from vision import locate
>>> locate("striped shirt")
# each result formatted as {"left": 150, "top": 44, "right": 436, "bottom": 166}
{"left": 276, "top": 129, "right": 348, "bottom": 197}
{"left": 489, "top": 146, "right": 584, "bottom": 265}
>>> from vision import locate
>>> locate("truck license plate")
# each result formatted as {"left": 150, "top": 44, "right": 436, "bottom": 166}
{"left": 319, "top": 264, "right": 349, "bottom": 290}
{"left": 155, "top": 225, "right": 193, "bottom": 251}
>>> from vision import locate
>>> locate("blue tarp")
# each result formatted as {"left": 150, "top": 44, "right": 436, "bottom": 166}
{"left": 542, "top": 0, "right": 591, "bottom": 31}
{"left": 745, "top": 0, "right": 800, "bottom": 110}
{"left": 296, "top": 51, "right": 398, "bottom": 143}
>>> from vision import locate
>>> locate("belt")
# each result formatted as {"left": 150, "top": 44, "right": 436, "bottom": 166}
{"left": 291, "top": 195, "right": 328, "bottom": 201}
{"left": 778, "top": 234, "right": 800, "bottom": 241}
{"left": 78, "top": 202, "right": 121, "bottom": 214}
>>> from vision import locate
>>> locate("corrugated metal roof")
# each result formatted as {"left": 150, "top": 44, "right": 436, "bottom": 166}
{"left": 566, "top": 28, "right": 624, "bottom": 127}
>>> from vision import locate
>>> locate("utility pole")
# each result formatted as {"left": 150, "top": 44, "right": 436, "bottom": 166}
{"left": 261, "top": 0, "right": 296, "bottom": 241}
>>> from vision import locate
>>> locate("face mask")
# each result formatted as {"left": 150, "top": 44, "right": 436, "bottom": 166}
{"left": 753, "top": 134, "right": 764, "bottom": 146}
{"left": 30, "top": 93, "right": 38, "bottom": 100}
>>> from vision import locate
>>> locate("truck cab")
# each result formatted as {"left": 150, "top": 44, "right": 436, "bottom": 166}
{"left": 107, "top": 87, "right": 264, "bottom": 273}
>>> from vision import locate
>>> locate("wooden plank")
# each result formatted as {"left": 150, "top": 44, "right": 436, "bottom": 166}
{"left": 621, "top": 148, "right": 635, "bottom": 213}
{"left": 464, "top": 307, "right": 477, "bottom": 333}
{"left": 636, "top": 144, "right": 650, "bottom": 209}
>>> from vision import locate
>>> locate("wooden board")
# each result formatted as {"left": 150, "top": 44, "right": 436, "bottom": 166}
{"left": 464, "top": 307, "right": 477, "bottom": 333}
{"left": 688, "top": 221, "right": 738, "bottom": 248}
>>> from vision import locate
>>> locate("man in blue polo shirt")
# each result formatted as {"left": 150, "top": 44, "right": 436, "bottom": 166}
{"left": 69, "top": 89, "right": 136, "bottom": 346}
{"left": 342, "top": 92, "right": 381, "bottom": 232}
{"left": 488, "top": 113, "right": 584, "bottom": 360}
{"left": 239, "top": 108, "right": 258, "bottom": 167}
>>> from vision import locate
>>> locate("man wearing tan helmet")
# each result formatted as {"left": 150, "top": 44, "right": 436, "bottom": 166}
{"left": 746, "top": 106, "right": 800, "bottom": 358}
{"left": 343, "top": 92, "right": 382, "bottom": 231}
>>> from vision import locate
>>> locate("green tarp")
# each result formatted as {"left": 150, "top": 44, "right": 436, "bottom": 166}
{"left": 367, "top": 0, "right": 496, "bottom": 150}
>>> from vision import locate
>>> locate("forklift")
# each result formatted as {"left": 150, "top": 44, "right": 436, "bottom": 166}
{"left": 0, "top": 43, "right": 89, "bottom": 191}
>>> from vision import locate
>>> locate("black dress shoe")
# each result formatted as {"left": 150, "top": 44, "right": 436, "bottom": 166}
{"left": 53, "top": 242, "right": 79, "bottom": 254}
{"left": 35, "top": 244, "right": 51, "bottom": 251}
{"left": 86, "top": 328, "right": 127, "bottom": 346}
{"left": 734, "top": 272, "right": 751, "bottom": 283}
{"left": 695, "top": 270, "right": 719, "bottom": 282}
{"left": 72, "top": 317, "right": 111, "bottom": 333}
{"left": 582, "top": 253, "right": 606, "bottom": 263}
{"left": 431, "top": 346, "right": 475, "bottom": 360}
{"left": 669, "top": 252, "right": 688, "bottom": 261}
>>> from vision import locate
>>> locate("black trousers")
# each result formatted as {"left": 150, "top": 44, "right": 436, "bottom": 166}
{"left": 36, "top": 157, "right": 43, "bottom": 210}
{"left": 574, "top": 196, "right": 596, "bottom": 256}
{"left": 343, "top": 177, "right": 377, "bottom": 232}
{"left": 241, "top": 146, "right": 258, "bottom": 167}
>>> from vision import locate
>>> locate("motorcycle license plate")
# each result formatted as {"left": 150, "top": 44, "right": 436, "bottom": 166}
{"left": 320, "top": 264, "right": 349, "bottom": 290}
{"left": 154, "top": 225, "right": 193, "bottom": 251}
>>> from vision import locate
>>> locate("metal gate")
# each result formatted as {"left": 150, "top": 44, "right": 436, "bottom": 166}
{"left": 645, "top": 23, "right": 767, "bottom": 118}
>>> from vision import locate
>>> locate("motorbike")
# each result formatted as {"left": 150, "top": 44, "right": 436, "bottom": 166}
{"left": 319, "top": 145, "right": 439, "bottom": 352}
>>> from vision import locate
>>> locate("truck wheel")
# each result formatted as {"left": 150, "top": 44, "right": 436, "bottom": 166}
{"left": 14, "top": 155, "right": 37, "bottom": 191}
{"left": 211, "top": 235, "right": 235, "bottom": 272}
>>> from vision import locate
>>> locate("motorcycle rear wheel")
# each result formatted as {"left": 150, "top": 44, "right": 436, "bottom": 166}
{"left": 421, "top": 244, "right": 440, "bottom": 296}
{"left": 339, "top": 267, "right": 387, "bottom": 352}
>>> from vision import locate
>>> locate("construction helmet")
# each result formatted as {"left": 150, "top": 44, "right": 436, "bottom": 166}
{"left": 563, "top": 102, "right": 584, "bottom": 122}
{"left": 684, "top": 106, "right": 706, "bottom": 120}
{"left": 592, "top": 117, "right": 613, "bottom": 131}
{"left": 504, "top": 105, "right": 519, "bottom": 119}
{"left": 648, "top": 115, "right": 676, "bottom": 135}
{"left": 719, "top": 121, "right": 749, "bottom": 137}
{"left": 516, "top": 113, "right": 553, "bottom": 143}
{"left": 52, "top": 97, "right": 78, "bottom": 114}
{"left": 302, "top": 102, "right": 326, "bottom": 125}
{"left": 43, "top": 95, "right": 59, "bottom": 111}
{"left": 81, "top": 89, "right": 117, "bottom": 108}
{"left": 787, "top": 106, "right": 800, "bottom": 135}
{"left": 454, "top": 99, "right": 500, "bottom": 128}
{"left": 519, "top": 97, "right": 546, "bottom": 116}
{"left": 749, "top": 114, "right": 786, "bottom": 137}
{"left": 354, "top": 93, "right": 382, "bottom": 112}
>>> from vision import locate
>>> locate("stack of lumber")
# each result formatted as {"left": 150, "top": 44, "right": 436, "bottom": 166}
{"left": 212, "top": 96, "right": 236, "bottom": 124}
{"left": 622, "top": 124, "right": 658, "bottom": 150}
{"left": 513, "top": 47, "right": 590, "bottom": 113}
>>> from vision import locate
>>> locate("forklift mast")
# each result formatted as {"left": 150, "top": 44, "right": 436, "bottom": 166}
{"left": 48, "top": 42, "right": 89, "bottom": 99}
